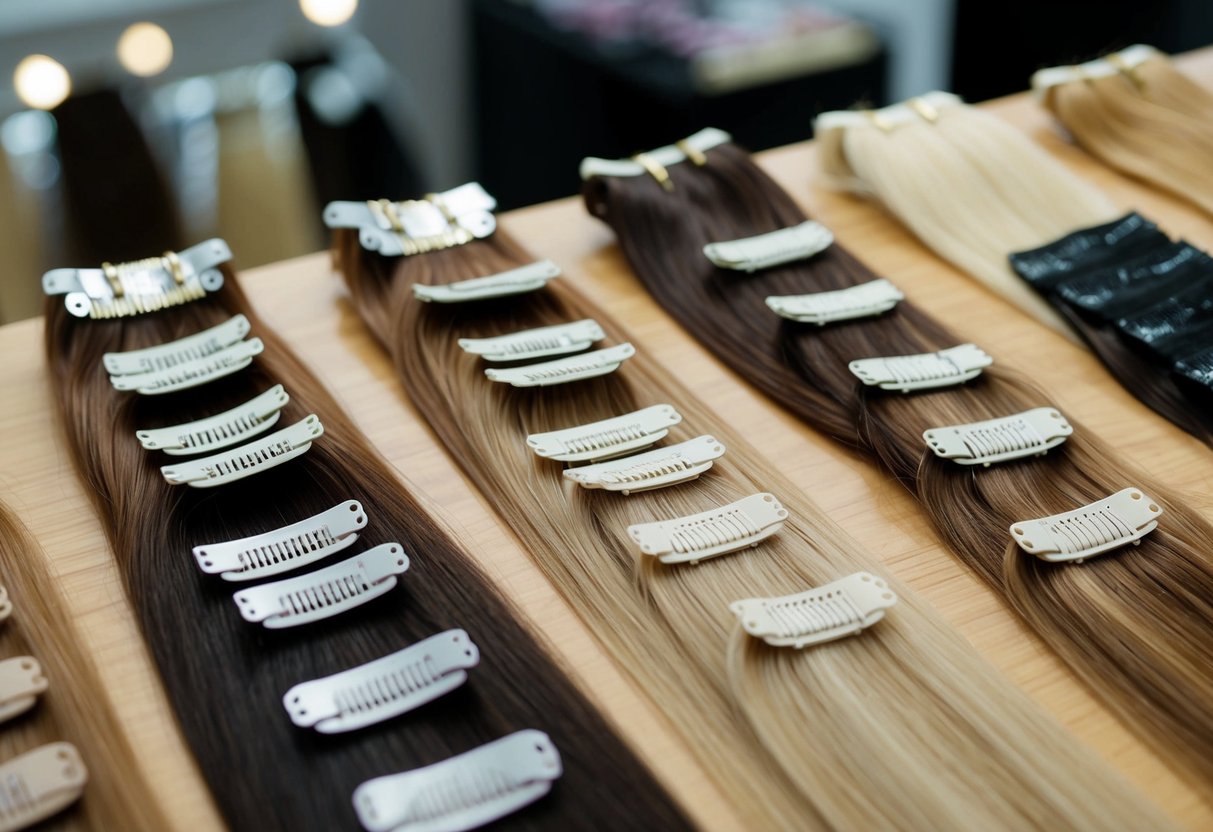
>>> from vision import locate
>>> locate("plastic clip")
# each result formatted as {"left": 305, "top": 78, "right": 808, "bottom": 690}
{"left": 564, "top": 435, "right": 724, "bottom": 495}
{"left": 103, "top": 315, "right": 251, "bottom": 376}
{"left": 766, "top": 278, "right": 904, "bottom": 325}
{"left": 730, "top": 572, "right": 898, "bottom": 648}
{"left": 284, "top": 630, "right": 479, "bottom": 733}
{"left": 849, "top": 343, "right": 992, "bottom": 392}
{"left": 0, "top": 587, "right": 12, "bottom": 622}
{"left": 703, "top": 221, "right": 835, "bottom": 273}
{"left": 323, "top": 184, "right": 498, "bottom": 256}
{"left": 352, "top": 730, "right": 561, "bottom": 832}
{"left": 628, "top": 493, "right": 788, "bottom": 565}
{"left": 0, "top": 743, "right": 87, "bottom": 832}
{"left": 42, "top": 239, "right": 230, "bottom": 319}
{"left": 136, "top": 385, "right": 290, "bottom": 456}
{"left": 233, "top": 543, "right": 409, "bottom": 629}
{"left": 0, "top": 657, "right": 47, "bottom": 724}
{"left": 413, "top": 261, "right": 560, "bottom": 304}
{"left": 160, "top": 415, "right": 323, "bottom": 488}
{"left": 458, "top": 320, "right": 604, "bottom": 362}
{"left": 526, "top": 405, "right": 682, "bottom": 463}
{"left": 1010, "top": 487, "right": 1163, "bottom": 563}
{"left": 193, "top": 500, "right": 366, "bottom": 581}
{"left": 924, "top": 407, "right": 1072, "bottom": 467}
{"left": 485, "top": 343, "right": 634, "bottom": 388}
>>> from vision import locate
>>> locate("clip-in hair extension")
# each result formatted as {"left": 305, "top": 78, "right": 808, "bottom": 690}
{"left": 352, "top": 730, "right": 562, "bottom": 832}
{"left": 161, "top": 415, "right": 323, "bottom": 488}
{"left": 485, "top": 343, "right": 635, "bottom": 388}
{"left": 458, "top": 320, "right": 604, "bottom": 362}
{"left": 42, "top": 239, "right": 231, "bottom": 319}
{"left": 1010, "top": 488, "right": 1163, "bottom": 563}
{"left": 563, "top": 435, "right": 725, "bottom": 495}
{"left": 233, "top": 543, "right": 409, "bottom": 629}
{"left": 923, "top": 407, "right": 1073, "bottom": 467}
{"left": 284, "top": 630, "right": 479, "bottom": 734}
{"left": 0, "top": 743, "right": 87, "bottom": 831}
{"left": 103, "top": 314, "right": 250, "bottom": 376}
{"left": 730, "top": 572, "right": 898, "bottom": 648}
{"left": 628, "top": 493, "right": 788, "bottom": 565}
{"left": 137, "top": 385, "right": 289, "bottom": 456}
{"left": 108, "top": 339, "right": 264, "bottom": 395}
{"left": 1030, "top": 45, "right": 1160, "bottom": 97}
{"left": 766, "top": 278, "right": 905, "bottom": 325}
{"left": 579, "top": 127, "right": 731, "bottom": 180}
{"left": 323, "top": 183, "right": 497, "bottom": 256}
{"left": 526, "top": 405, "right": 683, "bottom": 463}
{"left": 703, "top": 221, "right": 835, "bottom": 273}
{"left": 0, "top": 586, "right": 11, "bottom": 622}
{"left": 849, "top": 344, "right": 992, "bottom": 393}
{"left": 413, "top": 260, "right": 561, "bottom": 304}
{"left": 193, "top": 500, "right": 366, "bottom": 581}
{"left": 0, "top": 657, "right": 47, "bottom": 724}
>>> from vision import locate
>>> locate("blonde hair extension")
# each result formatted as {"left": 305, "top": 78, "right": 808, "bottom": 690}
{"left": 0, "top": 502, "right": 170, "bottom": 830}
{"left": 334, "top": 218, "right": 1173, "bottom": 830}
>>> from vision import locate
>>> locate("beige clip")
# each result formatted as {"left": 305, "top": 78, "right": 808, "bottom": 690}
{"left": 0, "top": 743, "right": 87, "bottom": 832}
{"left": 0, "top": 657, "right": 47, "bottom": 724}
{"left": 675, "top": 139, "right": 708, "bottom": 166}
{"left": 0, "top": 586, "right": 11, "bottom": 622}
{"left": 907, "top": 97, "right": 940, "bottom": 123}
{"left": 632, "top": 152, "right": 674, "bottom": 191}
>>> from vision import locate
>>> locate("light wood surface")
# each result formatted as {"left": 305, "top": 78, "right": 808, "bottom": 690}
{"left": 3, "top": 49, "right": 1213, "bottom": 830}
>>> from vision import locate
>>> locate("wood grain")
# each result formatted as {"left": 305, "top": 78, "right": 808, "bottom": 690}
{"left": 3, "top": 49, "right": 1213, "bottom": 829}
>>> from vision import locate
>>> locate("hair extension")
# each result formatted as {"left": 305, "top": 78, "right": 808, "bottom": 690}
{"left": 582, "top": 136, "right": 1213, "bottom": 800}
{"left": 1037, "top": 47, "right": 1213, "bottom": 217}
{"left": 0, "top": 503, "right": 169, "bottom": 830}
{"left": 816, "top": 96, "right": 1213, "bottom": 447}
{"left": 334, "top": 210, "right": 1173, "bottom": 830}
{"left": 43, "top": 261, "right": 690, "bottom": 830}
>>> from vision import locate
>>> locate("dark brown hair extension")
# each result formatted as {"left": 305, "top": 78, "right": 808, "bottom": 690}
{"left": 43, "top": 265, "right": 691, "bottom": 830}
{"left": 582, "top": 139, "right": 1213, "bottom": 799}
{"left": 334, "top": 218, "right": 1174, "bottom": 830}
{"left": 0, "top": 502, "right": 169, "bottom": 830}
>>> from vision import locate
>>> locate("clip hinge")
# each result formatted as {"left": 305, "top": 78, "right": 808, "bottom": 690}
{"left": 564, "top": 435, "right": 725, "bottom": 495}
{"left": 849, "top": 343, "right": 992, "bottom": 392}
{"left": 628, "top": 493, "right": 788, "bottom": 565}
{"left": 766, "top": 278, "right": 905, "bottom": 325}
{"left": 730, "top": 572, "right": 898, "bottom": 648}
{"left": 924, "top": 407, "right": 1073, "bottom": 467}
{"left": 1010, "top": 488, "right": 1163, "bottom": 563}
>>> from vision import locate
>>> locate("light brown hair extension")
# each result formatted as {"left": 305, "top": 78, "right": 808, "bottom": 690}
{"left": 1040, "top": 50, "right": 1213, "bottom": 217}
{"left": 43, "top": 263, "right": 692, "bottom": 831}
{"left": 0, "top": 502, "right": 169, "bottom": 830}
{"left": 816, "top": 97, "right": 1213, "bottom": 447}
{"left": 582, "top": 137, "right": 1213, "bottom": 801}
{"left": 335, "top": 220, "right": 1173, "bottom": 830}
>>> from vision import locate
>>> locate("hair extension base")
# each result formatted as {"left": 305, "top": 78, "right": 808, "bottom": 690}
{"left": 414, "top": 260, "right": 560, "bottom": 304}
{"left": 703, "top": 221, "right": 835, "bottom": 273}
{"left": 193, "top": 500, "right": 367, "bottom": 581}
{"left": 485, "top": 343, "right": 635, "bottom": 387}
{"left": 323, "top": 184, "right": 498, "bottom": 257}
{"left": 352, "top": 730, "right": 562, "bottom": 832}
{"left": 458, "top": 319, "right": 605, "bottom": 362}
{"left": 137, "top": 385, "right": 290, "bottom": 456}
{"left": 0, "top": 657, "right": 48, "bottom": 724}
{"left": 1010, "top": 488, "right": 1163, "bottom": 563}
{"left": 234, "top": 543, "right": 409, "bottom": 629}
{"left": 849, "top": 344, "right": 992, "bottom": 393}
{"left": 41, "top": 239, "right": 230, "bottom": 318}
{"left": 161, "top": 415, "right": 323, "bottom": 488}
{"left": 730, "top": 572, "right": 898, "bottom": 648}
{"left": 0, "top": 743, "right": 88, "bottom": 832}
{"left": 579, "top": 128, "right": 731, "bottom": 180}
{"left": 924, "top": 407, "right": 1073, "bottom": 467}
{"left": 563, "top": 435, "right": 725, "bottom": 494}
{"left": 766, "top": 279, "right": 905, "bottom": 325}
{"left": 108, "top": 338, "right": 264, "bottom": 395}
{"left": 526, "top": 405, "right": 683, "bottom": 463}
{"left": 284, "top": 630, "right": 480, "bottom": 734}
{"left": 628, "top": 493, "right": 788, "bottom": 565}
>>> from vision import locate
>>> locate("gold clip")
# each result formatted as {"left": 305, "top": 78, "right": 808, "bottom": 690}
{"left": 907, "top": 97, "right": 939, "bottom": 124}
{"left": 632, "top": 152, "right": 674, "bottom": 192}
{"left": 425, "top": 192, "right": 457, "bottom": 223}
{"left": 675, "top": 140, "right": 708, "bottom": 167}
{"left": 162, "top": 250, "right": 184, "bottom": 285}
{"left": 368, "top": 199, "right": 405, "bottom": 233}
{"left": 864, "top": 109, "right": 893, "bottom": 133}
{"left": 100, "top": 262, "right": 124, "bottom": 298}
{"left": 1106, "top": 51, "right": 1146, "bottom": 91}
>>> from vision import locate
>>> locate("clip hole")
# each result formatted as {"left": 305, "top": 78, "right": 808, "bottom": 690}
{"left": 1131, "top": 491, "right": 1142, "bottom": 500}
{"left": 1149, "top": 504, "right": 1160, "bottom": 512}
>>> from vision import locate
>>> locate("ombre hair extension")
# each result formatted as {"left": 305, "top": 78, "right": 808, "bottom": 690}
{"left": 582, "top": 136, "right": 1213, "bottom": 799}
{"left": 43, "top": 259, "right": 690, "bottom": 830}
{"left": 815, "top": 95, "right": 1213, "bottom": 447}
{"left": 0, "top": 503, "right": 169, "bottom": 830}
{"left": 1036, "top": 46, "right": 1213, "bottom": 217}
{"left": 334, "top": 211, "right": 1172, "bottom": 830}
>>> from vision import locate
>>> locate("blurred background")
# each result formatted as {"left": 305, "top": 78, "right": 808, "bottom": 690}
{"left": 1, "top": 0, "right": 1211, "bottom": 322}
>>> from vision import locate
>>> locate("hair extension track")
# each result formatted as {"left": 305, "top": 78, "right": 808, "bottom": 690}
{"left": 582, "top": 137, "right": 1213, "bottom": 800}
{"left": 44, "top": 267, "right": 690, "bottom": 830}
{"left": 335, "top": 218, "right": 1172, "bottom": 830}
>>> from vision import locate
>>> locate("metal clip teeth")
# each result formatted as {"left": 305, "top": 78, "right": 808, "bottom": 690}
{"left": 161, "top": 415, "right": 323, "bottom": 488}
{"left": 108, "top": 339, "right": 264, "bottom": 395}
{"left": 526, "top": 405, "right": 682, "bottom": 463}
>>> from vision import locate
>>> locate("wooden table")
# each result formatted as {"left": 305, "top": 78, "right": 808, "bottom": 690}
{"left": 3, "top": 50, "right": 1213, "bottom": 830}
